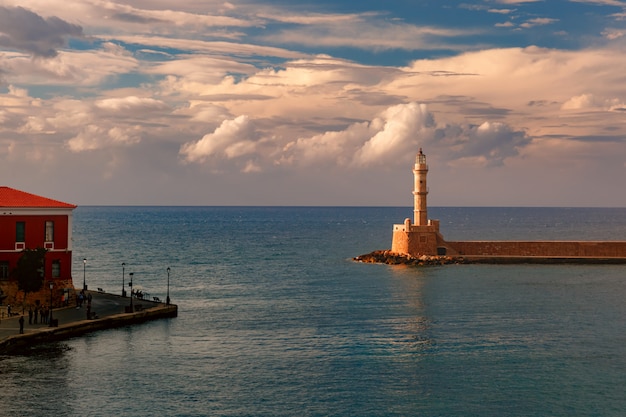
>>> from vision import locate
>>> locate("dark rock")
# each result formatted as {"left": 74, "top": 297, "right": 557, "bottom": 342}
{"left": 353, "top": 250, "right": 464, "bottom": 266}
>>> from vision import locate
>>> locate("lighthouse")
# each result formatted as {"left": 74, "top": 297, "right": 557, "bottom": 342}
{"left": 413, "top": 148, "right": 428, "bottom": 226}
{"left": 391, "top": 148, "right": 442, "bottom": 256}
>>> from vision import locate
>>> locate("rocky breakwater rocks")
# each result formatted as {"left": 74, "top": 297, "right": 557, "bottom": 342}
{"left": 353, "top": 250, "right": 463, "bottom": 266}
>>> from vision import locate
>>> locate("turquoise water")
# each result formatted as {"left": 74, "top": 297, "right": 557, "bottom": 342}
{"left": 1, "top": 207, "right": 625, "bottom": 416}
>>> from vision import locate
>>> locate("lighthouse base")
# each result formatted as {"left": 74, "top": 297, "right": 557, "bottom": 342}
{"left": 391, "top": 218, "right": 447, "bottom": 256}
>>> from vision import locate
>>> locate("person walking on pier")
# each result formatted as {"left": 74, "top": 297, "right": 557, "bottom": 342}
{"left": 19, "top": 315, "right": 24, "bottom": 334}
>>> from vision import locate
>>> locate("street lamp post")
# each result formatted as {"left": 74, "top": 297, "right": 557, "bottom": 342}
{"left": 166, "top": 267, "right": 171, "bottom": 305}
{"left": 83, "top": 258, "right": 87, "bottom": 291}
{"left": 129, "top": 272, "right": 134, "bottom": 311}
{"left": 122, "top": 262, "right": 126, "bottom": 297}
{"left": 49, "top": 282, "right": 54, "bottom": 327}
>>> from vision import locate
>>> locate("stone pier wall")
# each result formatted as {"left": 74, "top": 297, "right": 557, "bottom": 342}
{"left": 444, "top": 241, "right": 626, "bottom": 258}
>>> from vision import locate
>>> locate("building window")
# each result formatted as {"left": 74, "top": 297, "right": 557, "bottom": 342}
{"left": 16, "top": 222, "right": 25, "bottom": 242}
{"left": 0, "top": 262, "right": 9, "bottom": 280}
{"left": 52, "top": 260, "right": 61, "bottom": 278}
{"left": 45, "top": 221, "right": 54, "bottom": 242}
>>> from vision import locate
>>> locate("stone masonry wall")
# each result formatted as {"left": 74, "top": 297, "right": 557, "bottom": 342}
{"left": 444, "top": 241, "right": 626, "bottom": 258}
{"left": 392, "top": 229, "right": 448, "bottom": 256}
{"left": 0, "top": 279, "right": 76, "bottom": 310}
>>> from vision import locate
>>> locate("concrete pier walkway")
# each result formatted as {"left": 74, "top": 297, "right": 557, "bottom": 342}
{"left": 0, "top": 290, "right": 177, "bottom": 354}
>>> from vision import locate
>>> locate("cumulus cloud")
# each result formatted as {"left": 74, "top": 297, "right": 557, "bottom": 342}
{"left": 66, "top": 125, "right": 142, "bottom": 152}
{"left": 9, "top": 93, "right": 170, "bottom": 153}
{"left": 179, "top": 115, "right": 259, "bottom": 163}
{"left": 561, "top": 93, "right": 626, "bottom": 111}
{"left": 453, "top": 121, "right": 531, "bottom": 166}
{"left": 242, "top": 102, "right": 530, "bottom": 171}
{"left": 353, "top": 103, "right": 434, "bottom": 166}
{"left": 179, "top": 103, "right": 435, "bottom": 170}
{"left": 293, "top": 103, "right": 530, "bottom": 168}
{"left": 279, "top": 102, "right": 435, "bottom": 169}
{"left": 282, "top": 122, "right": 374, "bottom": 167}
{"left": 561, "top": 93, "right": 599, "bottom": 110}
{"left": 0, "top": 6, "right": 83, "bottom": 57}
{"left": 7, "top": 85, "right": 28, "bottom": 97}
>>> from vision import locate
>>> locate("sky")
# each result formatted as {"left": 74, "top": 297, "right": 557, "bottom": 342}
{"left": 0, "top": 0, "right": 625, "bottom": 206}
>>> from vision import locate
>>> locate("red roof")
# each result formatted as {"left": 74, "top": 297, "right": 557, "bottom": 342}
{"left": 0, "top": 187, "right": 77, "bottom": 209}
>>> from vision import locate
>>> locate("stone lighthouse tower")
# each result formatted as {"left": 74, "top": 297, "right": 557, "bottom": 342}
{"left": 391, "top": 148, "right": 444, "bottom": 256}
{"left": 413, "top": 148, "right": 428, "bottom": 226}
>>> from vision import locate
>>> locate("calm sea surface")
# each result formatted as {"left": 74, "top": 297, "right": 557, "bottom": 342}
{"left": 1, "top": 207, "right": 626, "bottom": 416}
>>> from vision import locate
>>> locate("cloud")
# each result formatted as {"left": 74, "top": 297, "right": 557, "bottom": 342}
{"left": 66, "top": 125, "right": 143, "bottom": 152}
{"left": 520, "top": 17, "right": 559, "bottom": 28}
{"left": 561, "top": 93, "right": 599, "bottom": 110}
{"left": 102, "top": 3, "right": 255, "bottom": 30}
{"left": 353, "top": 103, "right": 434, "bottom": 166}
{"left": 561, "top": 93, "right": 626, "bottom": 112}
{"left": 4, "top": 0, "right": 254, "bottom": 37}
{"left": 95, "top": 96, "right": 169, "bottom": 113}
{"left": 9, "top": 92, "right": 170, "bottom": 153}
{"left": 280, "top": 102, "right": 436, "bottom": 169}
{"left": 602, "top": 28, "right": 626, "bottom": 40}
{"left": 282, "top": 122, "right": 373, "bottom": 167}
{"left": 177, "top": 102, "right": 530, "bottom": 172}
{"left": 495, "top": 0, "right": 541, "bottom": 3}
{"left": 258, "top": 11, "right": 379, "bottom": 25}
{"left": 488, "top": 8, "right": 517, "bottom": 14}
{"left": 0, "top": 6, "right": 83, "bottom": 57}
{"left": 179, "top": 115, "right": 259, "bottom": 164}
{"left": 571, "top": 0, "right": 626, "bottom": 6}
{"left": 109, "top": 34, "right": 306, "bottom": 60}
{"left": 454, "top": 121, "right": 531, "bottom": 166}
{"left": 0, "top": 1, "right": 624, "bottom": 206}
{"left": 257, "top": 18, "right": 477, "bottom": 51}
{"left": 0, "top": 45, "right": 139, "bottom": 86}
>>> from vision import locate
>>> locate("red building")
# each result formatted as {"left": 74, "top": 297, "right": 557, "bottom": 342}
{"left": 0, "top": 186, "right": 77, "bottom": 306}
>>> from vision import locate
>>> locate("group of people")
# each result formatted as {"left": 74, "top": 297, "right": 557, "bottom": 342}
{"left": 15, "top": 304, "right": 51, "bottom": 334}
{"left": 76, "top": 289, "right": 92, "bottom": 308}
{"left": 28, "top": 305, "right": 51, "bottom": 325}
{"left": 13, "top": 290, "right": 93, "bottom": 334}
{"left": 7, "top": 304, "right": 51, "bottom": 334}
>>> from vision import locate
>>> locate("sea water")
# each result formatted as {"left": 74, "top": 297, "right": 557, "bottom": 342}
{"left": 0, "top": 207, "right": 625, "bottom": 416}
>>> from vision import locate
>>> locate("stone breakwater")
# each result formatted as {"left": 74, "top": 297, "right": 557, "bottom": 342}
{"left": 354, "top": 250, "right": 626, "bottom": 265}
{"left": 353, "top": 250, "right": 462, "bottom": 266}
